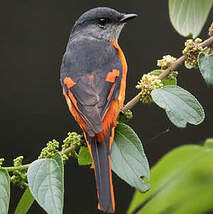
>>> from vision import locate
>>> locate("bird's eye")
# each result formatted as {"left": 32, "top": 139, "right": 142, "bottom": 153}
{"left": 98, "top": 18, "right": 109, "bottom": 28}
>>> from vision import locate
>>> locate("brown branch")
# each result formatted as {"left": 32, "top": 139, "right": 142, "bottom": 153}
{"left": 157, "top": 55, "right": 187, "bottom": 80}
{"left": 121, "top": 36, "right": 213, "bottom": 113}
{"left": 121, "top": 93, "right": 141, "bottom": 113}
{"left": 61, "top": 144, "right": 76, "bottom": 154}
{"left": 200, "top": 35, "right": 213, "bottom": 47}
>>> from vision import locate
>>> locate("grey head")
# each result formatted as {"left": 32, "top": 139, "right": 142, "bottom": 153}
{"left": 70, "top": 7, "right": 137, "bottom": 41}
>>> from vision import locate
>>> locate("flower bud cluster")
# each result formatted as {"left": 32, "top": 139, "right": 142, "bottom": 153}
{"left": 182, "top": 38, "right": 203, "bottom": 69}
{"left": 11, "top": 156, "right": 27, "bottom": 188}
{"left": 157, "top": 55, "right": 177, "bottom": 69}
{"left": 118, "top": 109, "right": 133, "bottom": 123}
{"left": 62, "top": 132, "right": 82, "bottom": 161}
{"left": 38, "top": 140, "right": 59, "bottom": 159}
{"left": 167, "top": 71, "right": 178, "bottom": 80}
{"left": 136, "top": 74, "right": 163, "bottom": 103}
{"left": 14, "top": 156, "right": 24, "bottom": 166}
{"left": 149, "top": 69, "right": 178, "bottom": 83}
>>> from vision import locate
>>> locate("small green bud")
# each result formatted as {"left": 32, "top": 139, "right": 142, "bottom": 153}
{"left": 182, "top": 47, "right": 188, "bottom": 54}
{"left": 39, "top": 140, "right": 60, "bottom": 159}
{"left": 13, "top": 156, "right": 24, "bottom": 167}
{"left": 11, "top": 171, "right": 28, "bottom": 188}
{"left": 0, "top": 158, "right": 5, "bottom": 167}
{"left": 168, "top": 71, "right": 178, "bottom": 80}
{"left": 118, "top": 109, "right": 133, "bottom": 123}
{"left": 61, "top": 153, "right": 69, "bottom": 162}
{"left": 195, "top": 38, "right": 202, "bottom": 44}
{"left": 62, "top": 132, "right": 83, "bottom": 159}
{"left": 11, "top": 156, "right": 28, "bottom": 188}
{"left": 62, "top": 132, "right": 82, "bottom": 149}
{"left": 124, "top": 109, "right": 133, "bottom": 120}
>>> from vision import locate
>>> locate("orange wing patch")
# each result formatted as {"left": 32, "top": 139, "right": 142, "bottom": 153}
{"left": 68, "top": 90, "right": 78, "bottom": 110}
{"left": 105, "top": 69, "right": 120, "bottom": 83}
{"left": 107, "top": 84, "right": 115, "bottom": 100}
{"left": 95, "top": 100, "right": 119, "bottom": 142}
{"left": 64, "top": 77, "right": 76, "bottom": 88}
{"left": 87, "top": 75, "right": 93, "bottom": 80}
{"left": 63, "top": 87, "right": 87, "bottom": 132}
{"left": 110, "top": 41, "right": 128, "bottom": 109}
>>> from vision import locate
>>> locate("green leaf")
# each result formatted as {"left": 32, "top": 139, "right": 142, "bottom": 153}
{"left": 111, "top": 123, "right": 150, "bottom": 193}
{"left": 204, "top": 138, "right": 213, "bottom": 149}
{"left": 0, "top": 169, "right": 10, "bottom": 214}
{"left": 161, "top": 77, "right": 176, "bottom": 86}
{"left": 27, "top": 153, "right": 64, "bottom": 214}
{"left": 128, "top": 143, "right": 213, "bottom": 214}
{"left": 169, "top": 0, "right": 213, "bottom": 38}
{"left": 198, "top": 52, "right": 213, "bottom": 87}
{"left": 151, "top": 85, "right": 205, "bottom": 127}
{"left": 149, "top": 70, "right": 177, "bottom": 86}
{"left": 78, "top": 146, "right": 93, "bottom": 166}
{"left": 14, "top": 187, "right": 34, "bottom": 214}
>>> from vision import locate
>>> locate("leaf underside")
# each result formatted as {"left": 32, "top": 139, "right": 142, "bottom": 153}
{"left": 151, "top": 85, "right": 205, "bottom": 128}
{"left": 198, "top": 52, "right": 213, "bottom": 87}
{"left": 169, "top": 0, "right": 213, "bottom": 38}
{"left": 27, "top": 153, "right": 64, "bottom": 214}
{"left": 0, "top": 169, "right": 10, "bottom": 214}
{"left": 111, "top": 123, "right": 150, "bottom": 193}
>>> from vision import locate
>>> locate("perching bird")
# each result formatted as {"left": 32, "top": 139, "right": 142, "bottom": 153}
{"left": 60, "top": 7, "right": 137, "bottom": 213}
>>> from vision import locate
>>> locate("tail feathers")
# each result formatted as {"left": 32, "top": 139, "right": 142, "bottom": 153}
{"left": 85, "top": 131, "right": 115, "bottom": 213}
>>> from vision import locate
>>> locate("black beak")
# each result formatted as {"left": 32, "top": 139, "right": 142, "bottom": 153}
{"left": 120, "top": 13, "right": 137, "bottom": 23}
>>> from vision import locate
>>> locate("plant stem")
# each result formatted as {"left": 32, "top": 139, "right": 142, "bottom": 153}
{"left": 122, "top": 35, "right": 213, "bottom": 113}
{"left": 157, "top": 55, "right": 187, "bottom": 80}
{"left": 121, "top": 93, "right": 141, "bottom": 113}
{"left": 3, "top": 164, "right": 30, "bottom": 172}
{"left": 2, "top": 142, "right": 81, "bottom": 172}
{"left": 60, "top": 144, "right": 76, "bottom": 154}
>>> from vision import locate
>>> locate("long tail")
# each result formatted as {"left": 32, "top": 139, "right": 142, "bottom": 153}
{"left": 84, "top": 128, "right": 115, "bottom": 213}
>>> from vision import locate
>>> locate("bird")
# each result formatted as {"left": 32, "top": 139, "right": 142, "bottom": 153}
{"left": 60, "top": 7, "right": 137, "bottom": 213}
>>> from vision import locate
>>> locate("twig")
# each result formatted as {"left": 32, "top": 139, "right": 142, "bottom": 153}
{"left": 3, "top": 164, "right": 30, "bottom": 172}
{"left": 60, "top": 144, "right": 76, "bottom": 154}
{"left": 121, "top": 36, "right": 213, "bottom": 113}
{"left": 121, "top": 93, "right": 141, "bottom": 113}
{"left": 157, "top": 55, "right": 187, "bottom": 80}
{"left": 3, "top": 143, "right": 81, "bottom": 172}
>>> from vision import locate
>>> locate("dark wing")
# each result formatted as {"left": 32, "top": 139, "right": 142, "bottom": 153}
{"left": 60, "top": 37, "right": 123, "bottom": 136}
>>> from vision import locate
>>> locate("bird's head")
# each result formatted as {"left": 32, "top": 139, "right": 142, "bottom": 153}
{"left": 71, "top": 7, "right": 137, "bottom": 41}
